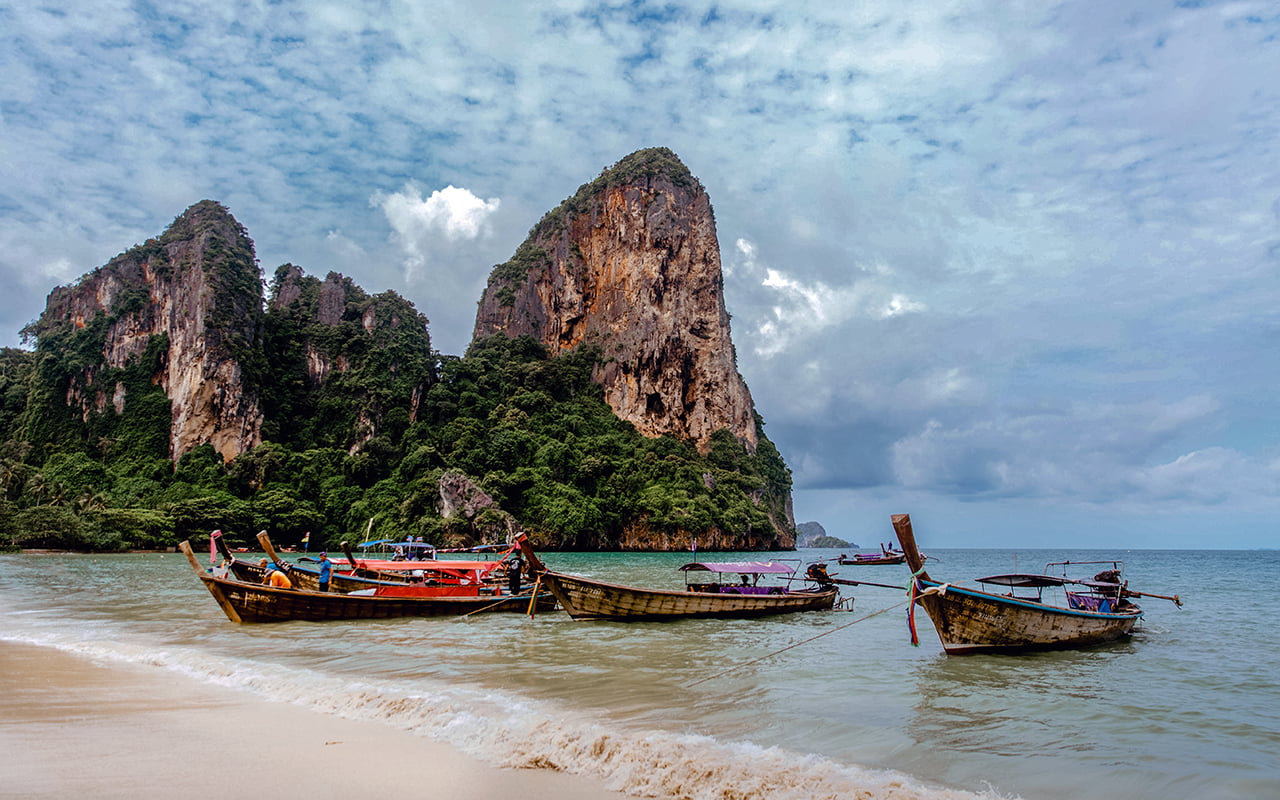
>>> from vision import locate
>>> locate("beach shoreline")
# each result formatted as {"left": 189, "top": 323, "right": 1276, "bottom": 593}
{"left": 0, "top": 640, "right": 624, "bottom": 799}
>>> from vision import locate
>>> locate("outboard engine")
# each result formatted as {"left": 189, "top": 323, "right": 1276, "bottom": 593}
{"left": 806, "top": 562, "right": 834, "bottom": 588}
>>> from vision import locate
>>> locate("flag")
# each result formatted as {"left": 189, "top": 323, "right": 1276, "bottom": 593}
{"left": 209, "top": 530, "right": 222, "bottom": 567}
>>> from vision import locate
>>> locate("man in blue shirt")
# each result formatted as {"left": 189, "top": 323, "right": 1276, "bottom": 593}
{"left": 318, "top": 551, "right": 333, "bottom": 593}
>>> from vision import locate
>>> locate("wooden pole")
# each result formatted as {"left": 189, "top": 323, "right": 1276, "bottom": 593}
{"left": 340, "top": 540, "right": 360, "bottom": 570}
{"left": 256, "top": 531, "right": 285, "bottom": 570}
{"left": 891, "top": 514, "right": 931, "bottom": 582}
{"left": 1123, "top": 588, "right": 1184, "bottom": 607}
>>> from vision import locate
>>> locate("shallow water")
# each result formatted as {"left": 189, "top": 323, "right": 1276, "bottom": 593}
{"left": 2, "top": 547, "right": 1276, "bottom": 799}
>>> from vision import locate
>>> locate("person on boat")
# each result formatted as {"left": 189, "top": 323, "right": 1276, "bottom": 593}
{"left": 507, "top": 555, "right": 523, "bottom": 594}
{"left": 317, "top": 551, "right": 333, "bottom": 593}
{"left": 259, "top": 559, "right": 292, "bottom": 589}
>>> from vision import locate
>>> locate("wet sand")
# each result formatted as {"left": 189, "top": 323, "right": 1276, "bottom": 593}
{"left": 0, "top": 640, "right": 623, "bottom": 799}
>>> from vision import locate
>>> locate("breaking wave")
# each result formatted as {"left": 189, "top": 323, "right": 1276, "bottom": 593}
{"left": 3, "top": 625, "right": 1006, "bottom": 800}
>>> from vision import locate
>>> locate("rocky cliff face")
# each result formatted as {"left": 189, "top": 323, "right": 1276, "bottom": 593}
{"left": 473, "top": 148, "right": 758, "bottom": 455}
{"left": 38, "top": 200, "right": 263, "bottom": 462}
{"left": 264, "top": 264, "right": 435, "bottom": 452}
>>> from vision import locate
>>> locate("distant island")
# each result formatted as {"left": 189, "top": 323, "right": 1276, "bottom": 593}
{"left": 796, "top": 521, "right": 853, "bottom": 548}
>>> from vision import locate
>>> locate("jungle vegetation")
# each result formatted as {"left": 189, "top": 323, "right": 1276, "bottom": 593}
{"left": 0, "top": 330, "right": 792, "bottom": 553}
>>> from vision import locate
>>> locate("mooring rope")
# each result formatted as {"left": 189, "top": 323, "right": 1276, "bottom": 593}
{"left": 453, "top": 580, "right": 545, "bottom": 621}
{"left": 906, "top": 564, "right": 926, "bottom": 646}
{"left": 684, "top": 599, "right": 911, "bottom": 688}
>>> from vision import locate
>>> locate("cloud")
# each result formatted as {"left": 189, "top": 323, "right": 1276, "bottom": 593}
{"left": 373, "top": 184, "right": 501, "bottom": 282}
{"left": 732, "top": 237, "right": 925, "bottom": 357}
{"left": 2, "top": 1, "right": 1279, "bottom": 543}
{"left": 884, "top": 393, "right": 1274, "bottom": 509}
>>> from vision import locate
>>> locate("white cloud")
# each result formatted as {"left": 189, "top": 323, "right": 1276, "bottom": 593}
{"left": 732, "top": 237, "right": 925, "bottom": 357}
{"left": 373, "top": 184, "right": 501, "bottom": 282}
{"left": 377, "top": 184, "right": 500, "bottom": 243}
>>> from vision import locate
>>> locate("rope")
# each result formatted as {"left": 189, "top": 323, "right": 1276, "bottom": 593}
{"left": 905, "top": 564, "right": 930, "bottom": 646}
{"left": 684, "top": 599, "right": 910, "bottom": 688}
{"left": 455, "top": 593, "right": 526, "bottom": 620}
{"left": 908, "top": 581, "right": 920, "bottom": 646}
{"left": 456, "top": 580, "right": 547, "bottom": 621}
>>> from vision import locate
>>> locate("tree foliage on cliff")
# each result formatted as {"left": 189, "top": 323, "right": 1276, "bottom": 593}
{"left": 1, "top": 326, "right": 792, "bottom": 553}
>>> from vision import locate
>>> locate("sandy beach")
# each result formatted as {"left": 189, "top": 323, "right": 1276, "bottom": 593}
{"left": 0, "top": 640, "right": 624, "bottom": 799}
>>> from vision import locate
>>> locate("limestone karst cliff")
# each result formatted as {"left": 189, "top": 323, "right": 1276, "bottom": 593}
{"left": 473, "top": 148, "right": 759, "bottom": 456}
{"left": 24, "top": 203, "right": 438, "bottom": 469}
{"left": 263, "top": 265, "right": 435, "bottom": 453}
{"left": 13, "top": 162, "right": 797, "bottom": 552}
{"left": 32, "top": 200, "right": 264, "bottom": 462}
{"left": 473, "top": 148, "right": 794, "bottom": 548}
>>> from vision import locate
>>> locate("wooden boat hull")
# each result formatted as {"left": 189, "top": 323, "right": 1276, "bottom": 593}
{"left": 913, "top": 578, "right": 1140, "bottom": 654}
{"left": 196, "top": 572, "right": 555, "bottom": 623}
{"left": 540, "top": 571, "right": 838, "bottom": 621}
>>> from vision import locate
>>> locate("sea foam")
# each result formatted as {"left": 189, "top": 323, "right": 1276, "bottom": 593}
{"left": 2, "top": 624, "right": 1008, "bottom": 800}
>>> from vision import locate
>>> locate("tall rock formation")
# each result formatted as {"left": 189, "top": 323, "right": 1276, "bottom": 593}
{"left": 31, "top": 200, "right": 264, "bottom": 462}
{"left": 263, "top": 264, "right": 435, "bottom": 452}
{"left": 473, "top": 148, "right": 758, "bottom": 455}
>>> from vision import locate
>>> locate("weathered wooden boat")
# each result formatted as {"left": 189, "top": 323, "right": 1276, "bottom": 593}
{"left": 516, "top": 535, "right": 840, "bottom": 621}
{"left": 180, "top": 541, "right": 555, "bottom": 623}
{"left": 837, "top": 550, "right": 907, "bottom": 566}
{"left": 892, "top": 514, "right": 1156, "bottom": 654}
{"left": 216, "top": 531, "right": 515, "bottom": 593}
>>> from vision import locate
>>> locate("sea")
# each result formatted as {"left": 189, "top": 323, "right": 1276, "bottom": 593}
{"left": 2, "top": 546, "right": 1277, "bottom": 800}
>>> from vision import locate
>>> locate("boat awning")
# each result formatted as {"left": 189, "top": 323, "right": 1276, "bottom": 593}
{"left": 358, "top": 539, "right": 436, "bottom": 549}
{"left": 976, "top": 573, "right": 1068, "bottom": 588}
{"left": 1075, "top": 578, "right": 1122, "bottom": 589}
{"left": 353, "top": 559, "right": 502, "bottom": 576}
{"left": 678, "top": 561, "right": 796, "bottom": 575}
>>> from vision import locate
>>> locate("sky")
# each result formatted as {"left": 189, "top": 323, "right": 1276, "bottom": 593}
{"left": 2, "top": 1, "right": 1278, "bottom": 549}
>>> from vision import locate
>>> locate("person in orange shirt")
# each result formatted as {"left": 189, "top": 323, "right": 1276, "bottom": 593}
{"left": 259, "top": 559, "right": 293, "bottom": 589}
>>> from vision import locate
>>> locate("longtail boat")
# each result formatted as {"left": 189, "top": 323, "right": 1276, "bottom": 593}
{"left": 516, "top": 535, "right": 841, "bottom": 621}
{"left": 180, "top": 541, "right": 555, "bottom": 623}
{"left": 837, "top": 545, "right": 908, "bottom": 566}
{"left": 892, "top": 514, "right": 1180, "bottom": 655}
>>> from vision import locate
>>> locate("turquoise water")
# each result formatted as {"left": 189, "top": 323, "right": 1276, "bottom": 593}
{"left": 1, "top": 547, "right": 1276, "bottom": 799}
